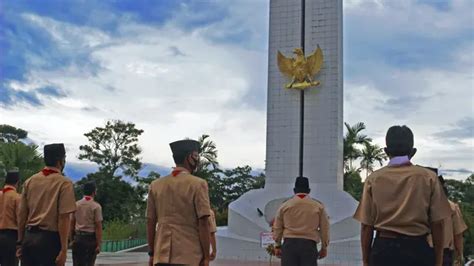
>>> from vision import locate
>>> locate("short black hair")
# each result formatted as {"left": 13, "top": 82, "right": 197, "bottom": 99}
{"left": 83, "top": 182, "right": 96, "bottom": 196}
{"left": 385, "top": 125, "right": 414, "bottom": 156}
{"left": 5, "top": 171, "right": 19, "bottom": 185}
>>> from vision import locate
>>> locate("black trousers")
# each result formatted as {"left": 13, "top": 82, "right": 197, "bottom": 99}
{"left": 281, "top": 238, "right": 319, "bottom": 266}
{"left": 369, "top": 237, "right": 434, "bottom": 266}
{"left": 21, "top": 229, "right": 61, "bottom": 266}
{"left": 72, "top": 234, "right": 98, "bottom": 266}
{"left": 0, "top": 229, "right": 18, "bottom": 266}
{"left": 442, "top": 248, "right": 453, "bottom": 266}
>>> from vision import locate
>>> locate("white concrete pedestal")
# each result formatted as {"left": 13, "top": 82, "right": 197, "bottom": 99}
{"left": 217, "top": 183, "right": 362, "bottom": 265}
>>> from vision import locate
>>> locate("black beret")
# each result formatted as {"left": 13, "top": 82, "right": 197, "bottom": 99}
{"left": 44, "top": 143, "right": 66, "bottom": 159}
{"left": 294, "top": 176, "right": 310, "bottom": 190}
{"left": 169, "top": 140, "right": 200, "bottom": 155}
{"left": 6, "top": 170, "right": 19, "bottom": 180}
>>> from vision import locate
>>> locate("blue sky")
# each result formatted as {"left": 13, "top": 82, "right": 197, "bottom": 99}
{"left": 0, "top": 0, "right": 472, "bottom": 180}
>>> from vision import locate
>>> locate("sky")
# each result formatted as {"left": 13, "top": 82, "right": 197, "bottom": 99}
{"left": 0, "top": 0, "right": 472, "bottom": 180}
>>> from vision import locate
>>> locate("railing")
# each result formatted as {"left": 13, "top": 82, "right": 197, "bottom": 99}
{"left": 101, "top": 238, "right": 147, "bottom": 252}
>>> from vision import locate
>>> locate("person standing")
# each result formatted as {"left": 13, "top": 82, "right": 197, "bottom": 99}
{"left": 146, "top": 139, "right": 211, "bottom": 266}
{"left": 273, "top": 176, "right": 330, "bottom": 266}
{"left": 0, "top": 170, "right": 21, "bottom": 266}
{"left": 18, "top": 143, "right": 76, "bottom": 266}
{"left": 353, "top": 125, "right": 452, "bottom": 266}
{"left": 71, "top": 182, "right": 103, "bottom": 266}
{"left": 432, "top": 173, "right": 469, "bottom": 266}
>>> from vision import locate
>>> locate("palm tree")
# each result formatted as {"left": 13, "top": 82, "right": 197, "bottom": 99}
{"left": 343, "top": 122, "right": 372, "bottom": 170}
{"left": 360, "top": 142, "right": 387, "bottom": 178}
{"left": 0, "top": 142, "right": 44, "bottom": 185}
{"left": 197, "top": 134, "right": 218, "bottom": 172}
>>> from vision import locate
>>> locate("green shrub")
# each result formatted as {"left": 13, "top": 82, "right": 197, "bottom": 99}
{"left": 102, "top": 219, "right": 146, "bottom": 240}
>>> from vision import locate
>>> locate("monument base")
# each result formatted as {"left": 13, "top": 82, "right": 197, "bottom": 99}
{"left": 216, "top": 183, "right": 362, "bottom": 265}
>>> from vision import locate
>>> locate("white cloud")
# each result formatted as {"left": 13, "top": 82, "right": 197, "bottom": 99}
{"left": 3, "top": 11, "right": 267, "bottom": 170}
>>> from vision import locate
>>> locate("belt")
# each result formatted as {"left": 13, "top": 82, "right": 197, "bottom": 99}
{"left": 376, "top": 230, "right": 426, "bottom": 240}
{"left": 75, "top": 231, "right": 96, "bottom": 236}
{"left": 0, "top": 229, "right": 18, "bottom": 234}
{"left": 26, "top": 226, "right": 43, "bottom": 232}
{"left": 26, "top": 226, "right": 58, "bottom": 235}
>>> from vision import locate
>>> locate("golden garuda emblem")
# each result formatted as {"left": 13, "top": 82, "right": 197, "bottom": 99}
{"left": 277, "top": 46, "right": 323, "bottom": 90}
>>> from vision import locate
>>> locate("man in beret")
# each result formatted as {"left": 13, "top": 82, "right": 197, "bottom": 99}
{"left": 273, "top": 176, "right": 330, "bottom": 266}
{"left": 0, "top": 170, "right": 21, "bottom": 266}
{"left": 146, "top": 139, "right": 211, "bottom": 266}
{"left": 18, "top": 143, "right": 76, "bottom": 266}
{"left": 353, "top": 125, "right": 452, "bottom": 266}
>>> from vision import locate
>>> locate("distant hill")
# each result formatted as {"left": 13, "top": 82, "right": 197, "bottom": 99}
{"left": 64, "top": 162, "right": 171, "bottom": 182}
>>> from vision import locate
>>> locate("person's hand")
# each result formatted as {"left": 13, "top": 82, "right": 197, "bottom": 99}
{"left": 16, "top": 246, "right": 22, "bottom": 259}
{"left": 55, "top": 249, "right": 67, "bottom": 266}
{"left": 274, "top": 247, "right": 282, "bottom": 258}
{"left": 68, "top": 239, "right": 74, "bottom": 249}
{"left": 199, "top": 258, "right": 210, "bottom": 266}
{"left": 210, "top": 250, "right": 216, "bottom": 261}
{"left": 318, "top": 248, "right": 327, "bottom": 259}
{"left": 95, "top": 245, "right": 101, "bottom": 254}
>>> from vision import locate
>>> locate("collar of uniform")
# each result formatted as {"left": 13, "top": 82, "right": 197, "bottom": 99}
{"left": 83, "top": 196, "right": 94, "bottom": 201}
{"left": 171, "top": 167, "right": 189, "bottom": 176}
{"left": 2, "top": 185, "right": 16, "bottom": 192}
{"left": 43, "top": 166, "right": 62, "bottom": 173}
{"left": 295, "top": 193, "right": 308, "bottom": 199}
{"left": 388, "top": 155, "right": 411, "bottom": 166}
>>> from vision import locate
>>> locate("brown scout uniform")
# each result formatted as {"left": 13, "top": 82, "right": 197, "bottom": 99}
{"left": 74, "top": 197, "right": 103, "bottom": 233}
{"left": 353, "top": 164, "right": 452, "bottom": 266}
{"left": 273, "top": 195, "right": 330, "bottom": 247}
{"left": 427, "top": 200, "right": 469, "bottom": 266}
{"left": 19, "top": 167, "right": 76, "bottom": 266}
{"left": 0, "top": 185, "right": 21, "bottom": 230}
{"left": 72, "top": 197, "right": 103, "bottom": 266}
{"left": 354, "top": 165, "right": 451, "bottom": 235}
{"left": 0, "top": 184, "right": 21, "bottom": 265}
{"left": 146, "top": 168, "right": 211, "bottom": 265}
{"left": 442, "top": 201, "right": 468, "bottom": 250}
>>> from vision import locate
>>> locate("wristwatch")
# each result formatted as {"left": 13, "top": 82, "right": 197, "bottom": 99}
{"left": 148, "top": 251, "right": 154, "bottom": 257}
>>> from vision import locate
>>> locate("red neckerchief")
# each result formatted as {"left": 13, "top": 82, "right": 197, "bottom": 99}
{"left": 42, "top": 168, "right": 59, "bottom": 176}
{"left": 296, "top": 193, "right": 308, "bottom": 199}
{"left": 84, "top": 196, "right": 93, "bottom": 201}
{"left": 171, "top": 168, "right": 189, "bottom": 177}
{"left": 2, "top": 187, "right": 15, "bottom": 193}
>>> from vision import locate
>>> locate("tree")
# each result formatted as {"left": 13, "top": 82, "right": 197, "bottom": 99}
{"left": 78, "top": 120, "right": 144, "bottom": 179}
{"left": 0, "top": 142, "right": 44, "bottom": 185}
{"left": 343, "top": 166, "right": 363, "bottom": 200}
{"left": 0, "top": 124, "right": 28, "bottom": 143}
{"left": 196, "top": 134, "right": 219, "bottom": 173}
{"left": 343, "top": 122, "right": 372, "bottom": 170}
{"left": 76, "top": 120, "right": 145, "bottom": 221}
{"left": 360, "top": 143, "right": 387, "bottom": 178}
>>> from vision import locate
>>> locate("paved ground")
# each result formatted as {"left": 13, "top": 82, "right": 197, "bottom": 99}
{"left": 65, "top": 251, "right": 281, "bottom": 266}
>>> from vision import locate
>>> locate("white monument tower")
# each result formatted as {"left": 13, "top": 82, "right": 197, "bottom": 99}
{"left": 217, "top": 0, "right": 362, "bottom": 263}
